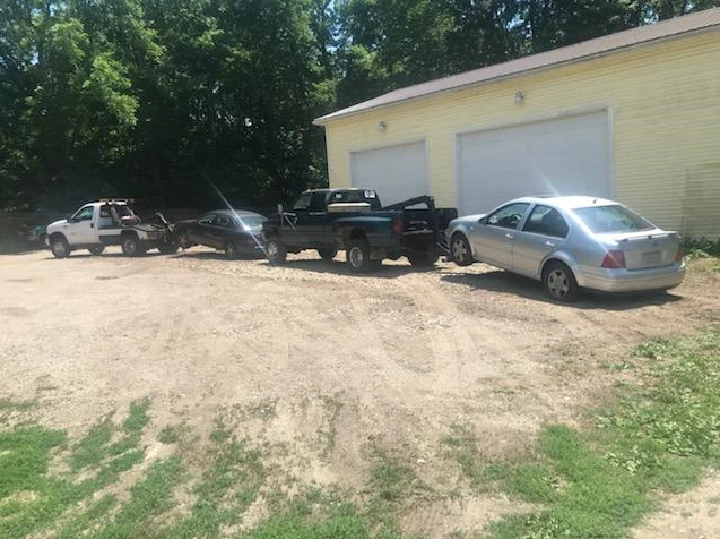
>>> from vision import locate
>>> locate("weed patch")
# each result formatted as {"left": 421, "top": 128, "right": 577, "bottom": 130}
{"left": 160, "top": 423, "right": 266, "bottom": 539}
{"left": 473, "top": 329, "right": 720, "bottom": 539}
{"left": 0, "top": 399, "right": 36, "bottom": 411}
{"left": 0, "top": 400, "right": 151, "bottom": 539}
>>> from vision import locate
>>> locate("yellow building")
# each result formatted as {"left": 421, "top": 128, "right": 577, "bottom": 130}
{"left": 314, "top": 9, "right": 720, "bottom": 238}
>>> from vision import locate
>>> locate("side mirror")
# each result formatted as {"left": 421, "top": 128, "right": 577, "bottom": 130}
{"left": 478, "top": 217, "right": 487, "bottom": 225}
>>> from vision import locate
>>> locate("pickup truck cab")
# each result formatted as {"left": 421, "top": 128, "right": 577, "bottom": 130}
{"left": 45, "top": 199, "right": 176, "bottom": 258}
{"left": 260, "top": 188, "right": 458, "bottom": 272}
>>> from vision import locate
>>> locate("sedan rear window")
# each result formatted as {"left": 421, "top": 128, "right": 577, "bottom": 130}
{"left": 573, "top": 205, "right": 655, "bottom": 233}
{"left": 238, "top": 215, "right": 266, "bottom": 228}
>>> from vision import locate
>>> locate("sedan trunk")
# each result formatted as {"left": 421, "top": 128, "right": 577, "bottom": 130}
{"left": 602, "top": 231, "right": 681, "bottom": 270}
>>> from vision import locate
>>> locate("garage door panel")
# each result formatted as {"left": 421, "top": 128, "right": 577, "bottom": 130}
{"left": 351, "top": 142, "right": 427, "bottom": 206}
{"left": 458, "top": 111, "right": 610, "bottom": 215}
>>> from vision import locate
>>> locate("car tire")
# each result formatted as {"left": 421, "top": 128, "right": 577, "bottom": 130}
{"left": 266, "top": 237, "right": 287, "bottom": 264}
{"left": 346, "top": 239, "right": 376, "bottom": 273}
{"left": 450, "top": 233, "right": 473, "bottom": 266}
{"left": 51, "top": 236, "right": 70, "bottom": 259}
{"left": 318, "top": 248, "right": 338, "bottom": 261}
{"left": 177, "top": 232, "right": 191, "bottom": 250}
{"left": 225, "top": 241, "right": 239, "bottom": 259}
{"left": 407, "top": 250, "right": 437, "bottom": 267}
{"left": 121, "top": 235, "right": 146, "bottom": 257}
{"left": 543, "top": 261, "right": 579, "bottom": 302}
{"left": 89, "top": 246, "right": 104, "bottom": 256}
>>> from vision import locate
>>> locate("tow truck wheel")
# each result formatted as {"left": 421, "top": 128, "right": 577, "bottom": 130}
{"left": 121, "top": 235, "right": 146, "bottom": 257}
{"left": 89, "top": 246, "right": 104, "bottom": 256}
{"left": 347, "top": 239, "right": 376, "bottom": 273}
{"left": 51, "top": 236, "right": 70, "bottom": 259}
{"left": 318, "top": 248, "right": 338, "bottom": 261}
{"left": 266, "top": 237, "right": 287, "bottom": 264}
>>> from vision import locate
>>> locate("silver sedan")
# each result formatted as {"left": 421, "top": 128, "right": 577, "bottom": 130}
{"left": 446, "top": 196, "right": 686, "bottom": 301}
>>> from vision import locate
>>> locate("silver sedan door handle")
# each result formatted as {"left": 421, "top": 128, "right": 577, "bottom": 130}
{"left": 545, "top": 241, "right": 555, "bottom": 247}
{"left": 505, "top": 233, "right": 513, "bottom": 239}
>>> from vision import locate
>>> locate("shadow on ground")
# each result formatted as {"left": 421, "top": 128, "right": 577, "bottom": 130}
{"left": 260, "top": 256, "right": 440, "bottom": 279}
{"left": 442, "top": 270, "right": 683, "bottom": 311}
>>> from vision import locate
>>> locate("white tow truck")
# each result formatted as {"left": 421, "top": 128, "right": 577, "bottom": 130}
{"left": 45, "top": 198, "right": 177, "bottom": 258}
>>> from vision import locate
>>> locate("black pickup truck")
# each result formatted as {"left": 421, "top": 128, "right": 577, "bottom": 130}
{"left": 260, "top": 188, "right": 458, "bottom": 272}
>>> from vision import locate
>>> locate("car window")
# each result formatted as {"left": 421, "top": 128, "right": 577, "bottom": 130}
{"left": 523, "top": 205, "right": 569, "bottom": 238}
{"left": 329, "top": 190, "right": 382, "bottom": 210}
{"left": 73, "top": 206, "right": 95, "bottom": 222}
{"left": 293, "top": 193, "right": 312, "bottom": 211}
{"left": 198, "top": 213, "right": 215, "bottom": 225}
{"left": 215, "top": 214, "right": 232, "bottom": 227}
{"left": 573, "top": 204, "right": 654, "bottom": 233}
{"left": 486, "top": 203, "right": 530, "bottom": 230}
{"left": 238, "top": 215, "right": 266, "bottom": 228}
{"left": 309, "top": 192, "right": 327, "bottom": 212}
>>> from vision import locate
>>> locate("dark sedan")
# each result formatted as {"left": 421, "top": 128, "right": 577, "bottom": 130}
{"left": 175, "top": 209, "right": 267, "bottom": 258}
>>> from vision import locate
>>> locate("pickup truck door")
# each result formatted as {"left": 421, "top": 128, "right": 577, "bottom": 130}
{"left": 282, "top": 194, "right": 312, "bottom": 247}
{"left": 65, "top": 205, "right": 98, "bottom": 245}
{"left": 303, "top": 191, "right": 332, "bottom": 247}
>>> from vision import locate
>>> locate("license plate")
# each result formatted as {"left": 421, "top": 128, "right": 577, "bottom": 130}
{"left": 642, "top": 250, "right": 661, "bottom": 265}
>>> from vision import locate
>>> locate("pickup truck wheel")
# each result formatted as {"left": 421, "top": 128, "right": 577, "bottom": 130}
{"left": 347, "top": 239, "right": 375, "bottom": 273}
{"left": 51, "top": 236, "right": 70, "bottom": 259}
{"left": 121, "top": 235, "right": 146, "bottom": 257}
{"left": 407, "top": 251, "right": 437, "bottom": 267}
{"left": 450, "top": 233, "right": 473, "bottom": 266}
{"left": 89, "top": 246, "right": 104, "bottom": 256}
{"left": 318, "top": 248, "right": 338, "bottom": 261}
{"left": 266, "top": 238, "right": 287, "bottom": 264}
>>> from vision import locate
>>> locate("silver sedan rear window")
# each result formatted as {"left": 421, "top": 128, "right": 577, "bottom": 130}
{"left": 573, "top": 205, "right": 655, "bottom": 233}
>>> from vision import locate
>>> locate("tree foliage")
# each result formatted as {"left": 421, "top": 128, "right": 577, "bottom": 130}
{"left": 1, "top": 0, "right": 718, "bottom": 211}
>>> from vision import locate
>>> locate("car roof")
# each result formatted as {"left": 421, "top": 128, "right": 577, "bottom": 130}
{"left": 303, "top": 188, "right": 370, "bottom": 194}
{"left": 507, "top": 195, "right": 619, "bottom": 209}
{"left": 210, "top": 209, "right": 264, "bottom": 218}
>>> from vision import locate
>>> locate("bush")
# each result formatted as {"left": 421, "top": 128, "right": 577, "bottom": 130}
{"left": 682, "top": 236, "right": 720, "bottom": 258}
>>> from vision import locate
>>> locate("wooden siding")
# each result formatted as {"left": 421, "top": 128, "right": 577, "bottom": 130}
{"left": 324, "top": 31, "right": 720, "bottom": 237}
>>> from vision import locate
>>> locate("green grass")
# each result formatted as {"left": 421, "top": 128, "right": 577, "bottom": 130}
{"left": 456, "top": 329, "right": 720, "bottom": 539}
{"left": 122, "top": 397, "right": 151, "bottom": 434}
{"left": 319, "top": 395, "right": 344, "bottom": 456}
{"left": 70, "top": 416, "right": 114, "bottom": 471}
{"left": 244, "top": 502, "right": 401, "bottom": 539}
{"left": 5, "top": 330, "right": 716, "bottom": 539}
{"left": 90, "top": 456, "right": 183, "bottom": 539}
{"left": 160, "top": 427, "right": 266, "bottom": 539}
{"left": 0, "top": 398, "right": 36, "bottom": 411}
{"left": 0, "top": 400, "right": 151, "bottom": 539}
{"left": 158, "top": 424, "right": 185, "bottom": 445}
{"left": 56, "top": 494, "right": 117, "bottom": 539}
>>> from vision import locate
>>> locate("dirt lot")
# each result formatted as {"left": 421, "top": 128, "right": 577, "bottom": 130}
{"left": 1, "top": 247, "right": 719, "bottom": 536}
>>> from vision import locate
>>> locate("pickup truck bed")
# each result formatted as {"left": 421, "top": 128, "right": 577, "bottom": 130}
{"left": 261, "top": 189, "right": 458, "bottom": 272}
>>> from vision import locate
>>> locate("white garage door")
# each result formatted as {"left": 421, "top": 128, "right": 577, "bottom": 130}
{"left": 457, "top": 110, "right": 611, "bottom": 215}
{"left": 351, "top": 141, "right": 427, "bottom": 206}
